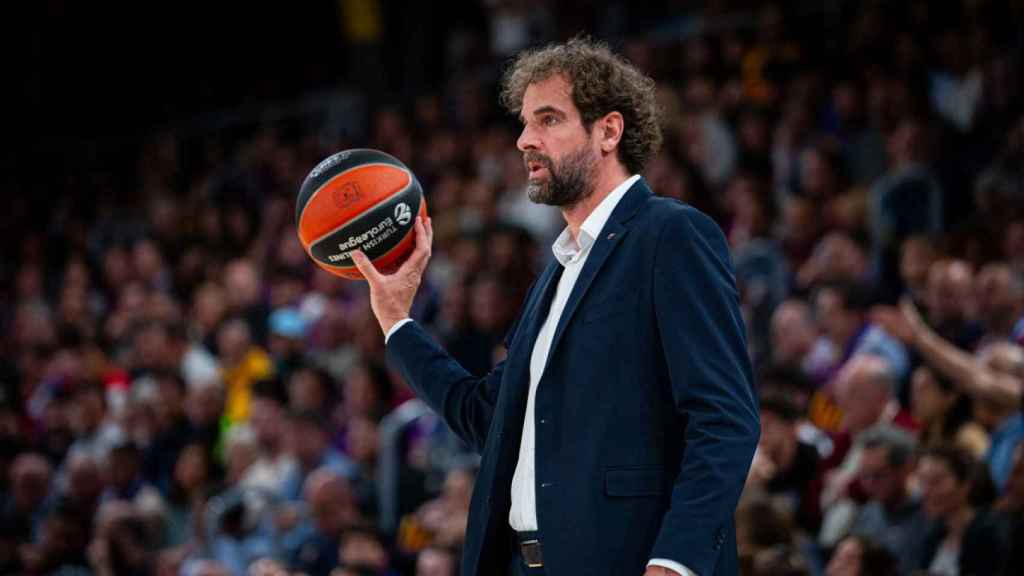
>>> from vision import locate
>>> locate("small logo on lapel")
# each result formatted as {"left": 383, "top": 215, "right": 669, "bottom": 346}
{"left": 607, "top": 232, "right": 616, "bottom": 240}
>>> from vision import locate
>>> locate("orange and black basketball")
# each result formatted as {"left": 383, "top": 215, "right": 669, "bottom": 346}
{"left": 295, "top": 149, "right": 427, "bottom": 280}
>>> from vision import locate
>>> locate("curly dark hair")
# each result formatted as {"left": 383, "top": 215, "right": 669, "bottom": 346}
{"left": 500, "top": 35, "right": 663, "bottom": 175}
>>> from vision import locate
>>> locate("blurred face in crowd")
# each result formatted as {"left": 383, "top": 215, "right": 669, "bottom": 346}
{"left": 833, "top": 356, "right": 892, "bottom": 435}
{"left": 857, "top": 445, "right": 907, "bottom": 507}
{"left": 287, "top": 368, "right": 327, "bottom": 412}
{"left": 288, "top": 418, "right": 328, "bottom": 468}
{"left": 250, "top": 396, "right": 286, "bottom": 450}
{"left": 899, "top": 236, "right": 936, "bottom": 295}
{"left": 70, "top": 386, "right": 106, "bottom": 436}
{"left": 976, "top": 263, "right": 1022, "bottom": 329}
{"left": 757, "top": 409, "right": 794, "bottom": 465}
{"left": 771, "top": 300, "right": 818, "bottom": 365}
{"left": 173, "top": 443, "right": 210, "bottom": 494}
{"left": 469, "top": 275, "right": 506, "bottom": 332}
{"left": 910, "top": 366, "right": 954, "bottom": 426}
{"left": 66, "top": 453, "right": 103, "bottom": 506}
{"left": 417, "top": 548, "right": 456, "bottom": 576}
{"left": 339, "top": 531, "right": 389, "bottom": 571}
{"left": 10, "top": 453, "right": 52, "bottom": 512}
{"left": 107, "top": 446, "right": 141, "bottom": 491}
{"left": 813, "top": 288, "right": 860, "bottom": 347}
{"left": 347, "top": 416, "right": 379, "bottom": 465}
{"left": 185, "top": 381, "right": 224, "bottom": 428}
{"left": 916, "top": 455, "right": 969, "bottom": 520}
{"left": 926, "top": 259, "right": 975, "bottom": 325}
{"left": 216, "top": 319, "right": 251, "bottom": 366}
{"left": 517, "top": 74, "right": 599, "bottom": 207}
{"left": 223, "top": 259, "right": 261, "bottom": 310}
{"left": 192, "top": 283, "right": 227, "bottom": 336}
{"left": 304, "top": 472, "right": 356, "bottom": 536}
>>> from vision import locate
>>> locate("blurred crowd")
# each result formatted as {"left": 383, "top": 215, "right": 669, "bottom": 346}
{"left": 3, "top": 1, "right": 1024, "bottom": 575}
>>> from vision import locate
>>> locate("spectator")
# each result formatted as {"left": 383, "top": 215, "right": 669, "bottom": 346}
{"left": 874, "top": 299, "right": 1024, "bottom": 491}
{"left": 415, "top": 546, "right": 458, "bottom": 576}
{"left": 910, "top": 365, "right": 989, "bottom": 459}
{"left": 848, "top": 425, "right": 929, "bottom": 573}
{"left": 812, "top": 281, "right": 909, "bottom": 386}
{"left": 292, "top": 469, "right": 362, "bottom": 576}
{"left": 916, "top": 446, "right": 1009, "bottom": 575}
{"left": 824, "top": 534, "right": 898, "bottom": 576}
{"left": 240, "top": 378, "right": 296, "bottom": 498}
{"left": 747, "top": 390, "right": 821, "bottom": 532}
{"left": 770, "top": 300, "right": 836, "bottom": 386}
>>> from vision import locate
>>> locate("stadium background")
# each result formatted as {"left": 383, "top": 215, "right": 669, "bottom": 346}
{"left": 3, "top": 1, "right": 1024, "bottom": 575}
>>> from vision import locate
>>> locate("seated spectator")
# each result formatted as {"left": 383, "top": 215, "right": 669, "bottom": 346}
{"left": 898, "top": 234, "right": 939, "bottom": 307}
{"left": 849, "top": 425, "right": 930, "bottom": 573}
{"left": 974, "top": 263, "right": 1024, "bottom": 346}
{"left": 818, "top": 355, "right": 916, "bottom": 548}
{"left": 824, "top": 534, "right": 898, "bottom": 576}
{"left": 416, "top": 545, "right": 459, "bottom": 576}
{"left": 240, "top": 378, "right": 297, "bottom": 498}
{"left": 218, "top": 317, "right": 274, "bottom": 424}
{"left": 338, "top": 526, "right": 396, "bottom": 575}
{"left": 812, "top": 281, "right": 909, "bottom": 387}
{"left": 747, "top": 390, "right": 821, "bottom": 532}
{"left": 1, "top": 452, "right": 52, "bottom": 543}
{"left": 291, "top": 468, "right": 363, "bottom": 576}
{"left": 735, "top": 491, "right": 799, "bottom": 574}
{"left": 874, "top": 298, "right": 1024, "bottom": 491}
{"left": 164, "top": 440, "right": 217, "bottom": 547}
{"left": 910, "top": 365, "right": 989, "bottom": 459}
{"left": 923, "top": 259, "right": 985, "bottom": 351}
{"left": 916, "top": 446, "right": 1008, "bottom": 576}
{"left": 282, "top": 409, "right": 357, "bottom": 501}
{"left": 770, "top": 299, "right": 836, "bottom": 386}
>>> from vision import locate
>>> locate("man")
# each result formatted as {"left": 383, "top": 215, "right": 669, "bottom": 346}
{"left": 746, "top": 391, "right": 820, "bottom": 532}
{"left": 849, "top": 425, "right": 930, "bottom": 574}
{"left": 817, "top": 355, "right": 915, "bottom": 549}
{"left": 352, "top": 37, "right": 759, "bottom": 575}
{"left": 769, "top": 299, "right": 835, "bottom": 385}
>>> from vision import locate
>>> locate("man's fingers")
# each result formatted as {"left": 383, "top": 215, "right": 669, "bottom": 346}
{"left": 399, "top": 217, "right": 432, "bottom": 275}
{"left": 351, "top": 250, "right": 383, "bottom": 285}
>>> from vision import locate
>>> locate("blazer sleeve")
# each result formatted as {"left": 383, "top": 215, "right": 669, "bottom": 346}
{"left": 385, "top": 314, "right": 521, "bottom": 454}
{"left": 649, "top": 206, "right": 760, "bottom": 574}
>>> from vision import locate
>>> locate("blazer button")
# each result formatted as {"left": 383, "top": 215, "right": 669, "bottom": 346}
{"left": 540, "top": 482, "right": 552, "bottom": 488}
{"left": 539, "top": 418, "right": 547, "bottom": 424}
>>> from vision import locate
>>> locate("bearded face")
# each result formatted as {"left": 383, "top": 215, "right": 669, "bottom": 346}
{"left": 524, "top": 143, "right": 598, "bottom": 208}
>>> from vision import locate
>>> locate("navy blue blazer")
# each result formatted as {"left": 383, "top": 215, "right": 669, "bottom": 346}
{"left": 386, "top": 178, "right": 759, "bottom": 575}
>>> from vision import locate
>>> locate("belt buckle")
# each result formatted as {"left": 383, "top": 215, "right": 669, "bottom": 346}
{"left": 521, "top": 539, "right": 543, "bottom": 568}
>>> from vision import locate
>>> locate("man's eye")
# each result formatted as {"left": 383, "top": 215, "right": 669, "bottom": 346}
{"left": 543, "top": 116, "right": 558, "bottom": 126}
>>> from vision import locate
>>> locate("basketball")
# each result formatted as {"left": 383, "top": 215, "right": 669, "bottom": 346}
{"left": 295, "top": 149, "right": 427, "bottom": 280}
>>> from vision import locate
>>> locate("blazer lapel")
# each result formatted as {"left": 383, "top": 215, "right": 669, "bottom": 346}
{"left": 545, "top": 179, "right": 652, "bottom": 364}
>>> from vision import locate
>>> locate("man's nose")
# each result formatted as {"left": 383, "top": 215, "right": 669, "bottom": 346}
{"left": 517, "top": 124, "right": 539, "bottom": 152}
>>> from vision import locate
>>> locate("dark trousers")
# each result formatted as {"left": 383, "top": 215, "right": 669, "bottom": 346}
{"left": 508, "top": 530, "right": 547, "bottom": 575}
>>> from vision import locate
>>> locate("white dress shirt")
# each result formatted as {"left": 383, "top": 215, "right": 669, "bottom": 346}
{"left": 387, "top": 174, "right": 693, "bottom": 576}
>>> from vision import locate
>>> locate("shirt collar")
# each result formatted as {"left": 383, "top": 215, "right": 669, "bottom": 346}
{"left": 551, "top": 174, "right": 640, "bottom": 266}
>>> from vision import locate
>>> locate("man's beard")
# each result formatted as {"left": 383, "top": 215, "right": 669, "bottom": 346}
{"left": 525, "top": 145, "right": 597, "bottom": 207}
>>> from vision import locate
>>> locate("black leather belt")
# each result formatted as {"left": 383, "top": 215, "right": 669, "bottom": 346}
{"left": 515, "top": 531, "right": 544, "bottom": 568}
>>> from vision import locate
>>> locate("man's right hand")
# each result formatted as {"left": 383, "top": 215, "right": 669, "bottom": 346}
{"left": 350, "top": 216, "right": 433, "bottom": 335}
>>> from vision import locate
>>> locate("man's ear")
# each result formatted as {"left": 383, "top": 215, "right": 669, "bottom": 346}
{"left": 597, "top": 111, "right": 624, "bottom": 154}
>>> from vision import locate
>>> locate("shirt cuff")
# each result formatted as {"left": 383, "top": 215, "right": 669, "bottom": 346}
{"left": 647, "top": 558, "right": 696, "bottom": 576}
{"left": 384, "top": 318, "right": 414, "bottom": 344}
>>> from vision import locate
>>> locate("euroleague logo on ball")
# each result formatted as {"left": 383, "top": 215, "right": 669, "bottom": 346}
{"left": 394, "top": 202, "right": 412, "bottom": 226}
{"left": 333, "top": 182, "right": 361, "bottom": 208}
